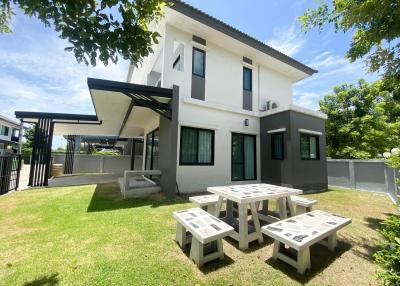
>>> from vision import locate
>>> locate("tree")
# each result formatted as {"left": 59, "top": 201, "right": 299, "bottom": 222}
{"left": 21, "top": 126, "right": 35, "bottom": 158}
{"left": 0, "top": 0, "right": 168, "bottom": 66}
{"left": 319, "top": 79, "right": 400, "bottom": 158}
{"left": 299, "top": 0, "right": 400, "bottom": 91}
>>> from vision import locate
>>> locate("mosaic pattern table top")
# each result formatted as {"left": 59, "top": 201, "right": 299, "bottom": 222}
{"left": 189, "top": 195, "right": 226, "bottom": 207}
{"left": 290, "top": 195, "right": 318, "bottom": 207}
{"left": 262, "top": 210, "right": 352, "bottom": 250}
{"left": 207, "top": 183, "right": 302, "bottom": 203}
{"left": 173, "top": 208, "right": 234, "bottom": 244}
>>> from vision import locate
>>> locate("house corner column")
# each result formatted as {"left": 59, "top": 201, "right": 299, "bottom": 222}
{"left": 159, "top": 85, "right": 179, "bottom": 197}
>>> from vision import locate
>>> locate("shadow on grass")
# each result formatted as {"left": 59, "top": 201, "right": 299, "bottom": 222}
{"left": 265, "top": 240, "right": 352, "bottom": 284}
{"left": 23, "top": 273, "right": 59, "bottom": 286}
{"left": 176, "top": 242, "right": 235, "bottom": 274}
{"left": 223, "top": 234, "right": 274, "bottom": 254}
{"left": 86, "top": 183, "right": 190, "bottom": 212}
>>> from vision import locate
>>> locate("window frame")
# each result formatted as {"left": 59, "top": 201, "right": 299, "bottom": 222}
{"left": 271, "top": 132, "right": 284, "bottom": 160}
{"left": 243, "top": 67, "right": 252, "bottom": 92}
{"left": 231, "top": 132, "right": 257, "bottom": 181}
{"left": 300, "top": 133, "right": 320, "bottom": 160}
{"left": 0, "top": 125, "right": 9, "bottom": 136}
{"left": 192, "top": 47, "right": 206, "bottom": 78}
{"left": 145, "top": 128, "right": 159, "bottom": 170}
{"left": 179, "top": 126, "right": 214, "bottom": 166}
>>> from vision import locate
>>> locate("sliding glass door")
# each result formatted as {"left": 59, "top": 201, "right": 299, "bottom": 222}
{"left": 145, "top": 128, "right": 159, "bottom": 170}
{"left": 231, "top": 133, "right": 256, "bottom": 181}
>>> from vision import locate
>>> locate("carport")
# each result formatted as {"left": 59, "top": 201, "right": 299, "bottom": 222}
{"left": 15, "top": 78, "right": 179, "bottom": 196}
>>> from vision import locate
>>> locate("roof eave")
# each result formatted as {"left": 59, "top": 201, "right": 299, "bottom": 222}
{"left": 169, "top": 0, "right": 317, "bottom": 76}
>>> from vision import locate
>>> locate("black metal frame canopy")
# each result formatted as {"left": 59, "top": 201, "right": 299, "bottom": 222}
{"left": 14, "top": 111, "right": 101, "bottom": 187}
{"left": 15, "top": 77, "right": 174, "bottom": 188}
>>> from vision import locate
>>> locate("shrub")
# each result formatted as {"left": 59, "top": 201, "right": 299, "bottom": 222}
{"left": 374, "top": 214, "right": 400, "bottom": 285}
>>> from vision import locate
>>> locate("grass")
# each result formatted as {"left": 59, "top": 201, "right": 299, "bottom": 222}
{"left": 0, "top": 184, "right": 396, "bottom": 285}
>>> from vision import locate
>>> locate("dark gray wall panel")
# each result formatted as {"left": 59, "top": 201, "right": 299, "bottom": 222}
{"left": 260, "top": 110, "right": 328, "bottom": 192}
{"left": 191, "top": 75, "right": 205, "bottom": 100}
{"left": 243, "top": 90, "right": 252, "bottom": 111}
{"left": 159, "top": 85, "right": 180, "bottom": 197}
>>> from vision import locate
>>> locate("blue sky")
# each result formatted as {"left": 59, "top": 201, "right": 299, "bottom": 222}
{"left": 0, "top": 0, "right": 378, "bottom": 148}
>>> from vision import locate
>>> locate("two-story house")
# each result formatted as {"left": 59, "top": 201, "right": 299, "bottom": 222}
{"left": 127, "top": 0, "right": 328, "bottom": 193}
{"left": 15, "top": 0, "right": 328, "bottom": 192}
{"left": 0, "top": 114, "right": 21, "bottom": 155}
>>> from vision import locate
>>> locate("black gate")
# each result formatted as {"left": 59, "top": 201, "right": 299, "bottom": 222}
{"left": 0, "top": 154, "right": 22, "bottom": 195}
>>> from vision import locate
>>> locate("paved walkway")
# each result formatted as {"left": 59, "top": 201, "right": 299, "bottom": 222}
{"left": 17, "top": 164, "right": 120, "bottom": 189}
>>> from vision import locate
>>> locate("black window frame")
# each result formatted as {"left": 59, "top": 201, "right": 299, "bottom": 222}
{"left": 243, "top": 67, "right": 252, "bottom": 92}
{"left": 192, "top": 47, "right": 205, "bottom": 78}
{"left": 0, "top": 125, "right": 9, "bottom": 136}
{"left": 271, "top": 132, "right": 284, "bottom": 160}
{"left": 179, "top": 126, "right": 214, "bottom": 166}
{"left": 231, "top": 133, "right": 257, "bottom": 181}
{"left": 145, "top": 128, "right": 159, "bottom": 170}
{"left": 173, "top": 55, "right": 181, "bottom": 70}
{"left": 300, "top": 133, "right": 320, "bottom": 160}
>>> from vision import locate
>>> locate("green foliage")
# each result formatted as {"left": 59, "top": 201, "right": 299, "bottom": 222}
{"left": 21, "top": 126, "right": 35, "bottom": 157}
{"left": 299, "top": 0, "right": 400, "bottom": 82}
{"left": 0, "top": 0, "right": 169, "bottom": 66}
{"left": 319, "top": 79, "right": 400, "bottom": 158}
{"left": 374, "top": 214, "right": 400, "bottom": 286}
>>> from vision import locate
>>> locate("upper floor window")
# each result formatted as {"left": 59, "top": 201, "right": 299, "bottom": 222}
{"left": 192, "top": 47, "right": 205, "bottom": 77}
{"left": 300, "top": 134, "right": 319, "bottom": 160}
{"left": 243, "top": 67, "right": 252, "bottom": 92}
{"left": 0, "top": 125, "right": 9, "bottom": 136}
{"left": 271, "top": 133, "right": 284, "bottom": 160}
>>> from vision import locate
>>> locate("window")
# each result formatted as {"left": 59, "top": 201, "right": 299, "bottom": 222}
{"left": 232, "top": 133, "right": 256, "bottom": 181}
{"left": 180, "top": 126, "right": 214, "bottom": 165}
{"left": 173, "top": 55, "right": 181, "bottom": 71}
{"left": 243, "top": 67, "right": 252, "bottom": 91}
{"left": 145, "top": 129, "right": 159, "bottom": 170}
{"left": 0, "top": 125, "right": 9, "bottom": 136}
{"left": 192, "top": 48, "right": 205, "bottom": 77}
{"left": 300, "top": 134, "right": 319, "bottom": 160}
{"left": 271, "top": 133, "right": 284, "bottom": 160}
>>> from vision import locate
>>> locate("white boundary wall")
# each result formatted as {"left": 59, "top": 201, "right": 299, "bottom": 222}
{"left": 327, "top": 159, "right": 399, "bottom": 203}
{"left": 52, "top": 154, "right": 143, "bottom": 174}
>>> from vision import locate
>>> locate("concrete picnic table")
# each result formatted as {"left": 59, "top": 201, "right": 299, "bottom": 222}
{"left": 207, "top": 183, "right": 302, "bottom": 250}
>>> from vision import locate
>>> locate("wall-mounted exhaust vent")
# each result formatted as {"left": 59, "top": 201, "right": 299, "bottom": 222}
{"left": 260, "top": 101, "right": 278, "bottom": 112}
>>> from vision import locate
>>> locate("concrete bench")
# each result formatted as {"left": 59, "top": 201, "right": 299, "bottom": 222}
{"left": 189, "top": 194, "right": 227, "bottom": 214}
{"left": 173, "top": 208, "right": 234, "bottom": 267}
{"left": 290, "top": 195, "right": 318, "bottom": 214}
{"left": 262, "top": 210, "right": 351, "bottom": 274}
{"left": 119, "top": 170, "right": 161, "bottom": 198}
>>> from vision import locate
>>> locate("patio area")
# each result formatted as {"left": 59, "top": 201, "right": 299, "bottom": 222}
{"left": 0, "top": 182, "right": 395, "bottom": 285}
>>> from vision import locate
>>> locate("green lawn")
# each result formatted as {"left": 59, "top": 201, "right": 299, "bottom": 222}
{"left": 0, "top": 183, "right": 396, "bottom": 285}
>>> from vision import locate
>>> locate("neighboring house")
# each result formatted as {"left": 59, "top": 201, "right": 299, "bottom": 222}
{"left": 0, "top": 114, "right": 20, "bottom": 155}
{"left": 15, "top": 1, "right": 328, "bottom": 192}
{"left": 127, "top": 1, "right": 328, "bottom": 192}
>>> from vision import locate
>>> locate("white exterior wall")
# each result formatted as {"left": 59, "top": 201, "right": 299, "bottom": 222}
{"left": 129, "top": 24, "right": 297, "bottom": 193}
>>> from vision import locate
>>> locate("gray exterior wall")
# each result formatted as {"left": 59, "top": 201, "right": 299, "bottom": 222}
{"left": 191, "top": 75, "right": 205, "bottom": 100}
{"left": 158, "top": 85, "right": 180, "bottom": 197}
{"left": 328, "top": 159, "right": 399, "bottom": 202}
{"left": 52, "top": 154, "right": 143, "bottom": 173}
{"left": 243, "top": 90, "right": 252, "bottom": 111}
{"left": 260, "top": 110, "right": 328, "bottom": 192}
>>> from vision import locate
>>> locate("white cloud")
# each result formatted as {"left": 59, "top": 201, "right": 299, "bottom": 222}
{"left": 266, "top": 24, "right": 306, "bottom": 57}
{"left": 293, "top": 91, "right": 326, "bottom": 110}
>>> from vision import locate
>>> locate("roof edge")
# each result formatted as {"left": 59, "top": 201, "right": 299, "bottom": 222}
{"left": 169, "top": 0, "right": 317, "bottom": 75}
{"left": 14, "top": 111, "right": 99, "bottom": 121}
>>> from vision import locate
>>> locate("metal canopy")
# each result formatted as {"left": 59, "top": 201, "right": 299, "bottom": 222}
{"left": 87, "top": 78, "right": 173, "bottom": 120}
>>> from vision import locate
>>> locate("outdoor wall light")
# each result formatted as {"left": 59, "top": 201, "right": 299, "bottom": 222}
{"left": 244, "top": 119, "right": 249, "bottom": 126}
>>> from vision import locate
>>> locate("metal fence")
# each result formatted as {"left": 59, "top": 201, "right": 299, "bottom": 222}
{"left": 0, "top": 154, "right": 22, "bottom": 195}
{"left": 327, "top": 159, "right": 399, "bottom": 203}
